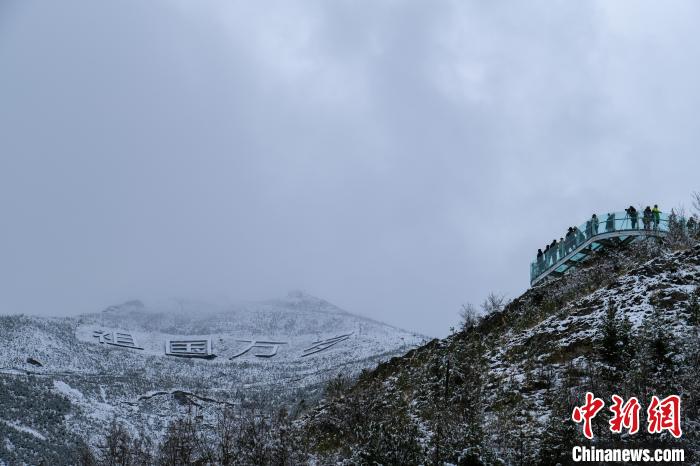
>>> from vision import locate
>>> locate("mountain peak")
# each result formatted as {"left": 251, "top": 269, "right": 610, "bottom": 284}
{"left": 285, "top": 289, "right": 317, "bottom": 301}
{"left": 102, "top": 299, "right": 144, "bottom": 313}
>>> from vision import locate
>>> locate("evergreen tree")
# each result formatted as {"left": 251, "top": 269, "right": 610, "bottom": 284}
{"left": 631, "top": 308, "right": 676, "bottom": 396}
{"left": 600, "top": 303, "right": 620, "bottom": 365}
{"left": 688, "top": 287, "right": 700, "bottom": 325}
{"left": 538, "top": 391, "right": 579, "bottom": 465}
{"left": 598, "top": 303, "right": 634, "bottom": 389}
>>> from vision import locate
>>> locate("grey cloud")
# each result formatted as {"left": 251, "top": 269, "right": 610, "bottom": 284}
{"left": 1, "top": 0, "right": 699, "bottom": 336}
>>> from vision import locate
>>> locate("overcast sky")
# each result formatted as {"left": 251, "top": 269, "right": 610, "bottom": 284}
{"left": 1, "top": 1, "right": 699, "bottom": 336}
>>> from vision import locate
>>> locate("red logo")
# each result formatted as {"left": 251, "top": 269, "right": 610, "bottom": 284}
{"left": 572, "top": 393, "right": 682, "bottom": 439}
{"left": 609, "top": 395, "right": 641, "bottom": 435}
{"left": 572, "top": 392, "right": 605, "bottom": 439}
{"left": 647, "top": 395, "right": 682, "bottom": 438}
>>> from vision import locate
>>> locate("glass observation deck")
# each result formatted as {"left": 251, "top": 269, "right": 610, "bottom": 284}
{"left": 530, "top": 210, "right": 670, "bottom": 286}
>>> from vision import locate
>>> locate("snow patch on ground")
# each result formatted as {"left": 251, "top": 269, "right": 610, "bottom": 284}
{"left": 53, "top": 380, "right": 85, "bottom": 401}
{"left": 1, "top": 420, "right": 46, "bottom": 440}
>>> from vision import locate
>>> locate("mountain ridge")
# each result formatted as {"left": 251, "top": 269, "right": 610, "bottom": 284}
{"left": 0, "top": 292, "right": 426, "bottom": 464}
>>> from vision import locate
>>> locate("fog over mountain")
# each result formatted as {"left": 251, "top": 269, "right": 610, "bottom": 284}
{"left": 2, "top": 1, "right": 700, "bottom": 336}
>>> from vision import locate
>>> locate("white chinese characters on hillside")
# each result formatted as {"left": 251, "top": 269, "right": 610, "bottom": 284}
{"left": 302, "top": 333, "right": 353, "bottom": 356}
{"left": 230, "top": 340, "right": 287, "bottom": 358}
{"left": 165, "top": 339, "right": 215, "bottom": 359}
{"left": 90, "top": 328, "right": 354, "bottom": 359}
{"left": 92, "top": 330, "right": 143, "bottom": 350}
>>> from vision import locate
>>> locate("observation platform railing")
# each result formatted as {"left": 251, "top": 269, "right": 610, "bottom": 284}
{"left": 530, "top": 211, "right": 669, "bottom": 286}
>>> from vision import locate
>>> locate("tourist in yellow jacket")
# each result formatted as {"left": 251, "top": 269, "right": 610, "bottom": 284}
{"left": 652, "top": 204, "right": 661, "bottom": 229}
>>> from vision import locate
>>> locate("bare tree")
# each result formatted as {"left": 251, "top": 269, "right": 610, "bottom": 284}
{"left": 460, "top": 293, "right": 508, "bottom": 328}
{"left": 459, "top": 303, "right": 479, "bottom": 329}
{"left": 324, "top": 373, "right": 352, "bottom": 399}
{"left": 481, "top": 292, "right": 508, "bottom": 315}
{"left": 76, "top": 443, "right": 97, "bottom": 466}
{"left": 693, "top": 191, "right": 700, "bottom": 217}
{"left": 236, "top": 401, "right": 273, "bottom": 465}
{"left": 99, "top": 419, "right": 134, "bottom": 466}
{"left": 215, "top": 407, "right": 238, "bottom": 465}
{"left": 158, "top": 414, "right": 203, "bottom": 465}
{"left": 667, "top": 207, "right": 693, "bottom": 249}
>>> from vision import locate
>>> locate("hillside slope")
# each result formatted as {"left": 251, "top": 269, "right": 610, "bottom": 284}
{"left": 0, "top": 292, "right": 424, "bottom": 464}
{"left": 299, "top": 241, "right": 700, "bottom": 464}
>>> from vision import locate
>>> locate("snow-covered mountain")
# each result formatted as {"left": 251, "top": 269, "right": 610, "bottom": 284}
{"left": 294, "top": 242, "right": 700, "bottom": 464}
{"left": 0, "top": 291, "right": 425, "bottom": 464}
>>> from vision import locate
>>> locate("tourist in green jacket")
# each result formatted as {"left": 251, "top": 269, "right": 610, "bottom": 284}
{"left": 652, "top": 204, "right": 661, "bottom": 229}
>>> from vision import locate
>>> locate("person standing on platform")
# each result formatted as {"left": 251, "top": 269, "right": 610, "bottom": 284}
{"left": 643, "top": 206, "right": 652, "bottom": 230}
{"left": 592, "top": 214, "right": 599, "bottom": 235}
{"left": 688, "top": 217, "right": 698, "bottom": 238}
{"left": 626, "top": 206, "right": 638, "bottom": 229}
{"left": 652, "top": 204, "right": 661, "bottom": 230}
{"left": 565, "top": 228, "right": 574, "bottom": 253}
{"left": 606, "top": 212, "right": 615, "bottom": 232}
{"left": 559, "top": 237, "right": 565, "bottom": 258}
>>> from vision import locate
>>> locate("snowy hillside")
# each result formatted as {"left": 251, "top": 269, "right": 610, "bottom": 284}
{"left": 0, "top": 292, "right": 425, "bottom": 463}
{"left": 9, "top": 241, "right": 700, "bottom": 464}
{"left": 295, "top": 241, "right": 700, "bottom": 464}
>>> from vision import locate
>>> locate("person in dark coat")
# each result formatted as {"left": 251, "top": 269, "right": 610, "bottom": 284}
{"left": 643, "top": 206, "right": 652, "bottom": 230}
{"left": 626, "top": 206, "right": 638, "bottom": 229}
{"left": 558, "top": 237, "right": 565, "bottom": 258}
{"left": 606, "top": 212, "right": 615, "bottom": 232}
{"left": 592, "top": 214, "right": 599, "bottom": 235}
{"left": 550, "top": 239, "right": 558, "bottom": 265}
{"left": 565, "top": 227, "right": 574, "bottom": 253}
{"left": 537, "top": 248, "right": 544, "bottom": 272}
